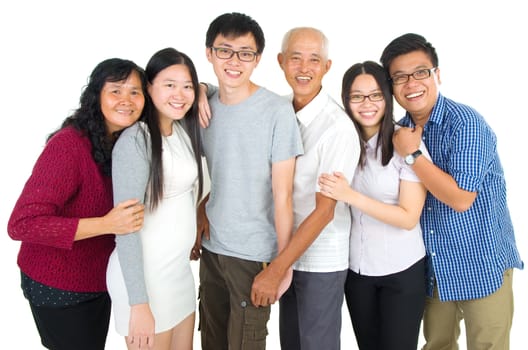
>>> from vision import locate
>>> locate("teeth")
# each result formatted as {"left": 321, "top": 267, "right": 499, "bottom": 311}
{"left": 361, "top": 112, "right": 375, "bottom": 117}
{"left": 297, "top": 76, "right": 311, "bottom": 81}
{"left": 170, "top": 103, "right": 184, "bottom": 108}
{"left": 406, "top": 91, "right": 423, "bottom": 98}
{"left": 226, "top": 69, "right": 241, "bottom": 75}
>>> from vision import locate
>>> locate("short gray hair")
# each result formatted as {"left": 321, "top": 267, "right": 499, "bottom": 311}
{"left": 281, "top": 27, "right": 329, "bottom": 59}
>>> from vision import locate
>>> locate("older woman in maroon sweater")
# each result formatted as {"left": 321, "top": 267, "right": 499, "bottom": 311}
{"left": 8, "top": 58, "right": 147, "bottom": 350}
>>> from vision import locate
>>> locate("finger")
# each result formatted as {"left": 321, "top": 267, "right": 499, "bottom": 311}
{"left": 199, "top": 112, "right": 209, "bottom": 128}
{"left": 126, "top": 335, "right": 135, "bottom": 345}
{"left": 190, "top": 247, "right": 201, "bottom": 260}
{"left": 120, "top": 198, "right": 140, "bottom": 209}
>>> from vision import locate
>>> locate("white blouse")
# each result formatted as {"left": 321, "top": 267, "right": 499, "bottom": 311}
{"left": 349, "top": 132, "right": 427, "bottom": 276}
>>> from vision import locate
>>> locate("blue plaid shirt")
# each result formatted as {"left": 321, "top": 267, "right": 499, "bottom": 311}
{"left": 398, "top": 93, "right": 523, "bottom": 301}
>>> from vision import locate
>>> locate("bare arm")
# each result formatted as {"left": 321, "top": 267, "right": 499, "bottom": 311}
{"left": 393, "top": 126, "right": 476, "bottom": 212}
{"left": 319, "top": 172, "right": 425, "bottom": 230}
{"left": 271, "top": 158, "right": 296, "bottom": 253}
{"left": 74, "top": 199, "right": 144, "bottom": 240}
{"left": 251, "top": 191, "right": 336, "bottom": 306}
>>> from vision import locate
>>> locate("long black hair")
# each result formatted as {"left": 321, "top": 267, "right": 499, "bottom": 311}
{"left": 50, "top": 58, "right": 148, "bottom": 176}
{"left": 144, "top": 47, "right": 204, "bottom": 210}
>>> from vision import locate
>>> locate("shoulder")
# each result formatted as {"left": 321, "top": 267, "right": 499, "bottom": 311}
{"left": 114, "top": 122, "right": 150, "bottom": 159}
{"left": 49, "top": 126, "right": 85, "bottom": 144}
{"left": 257, "top": 87, "right": 291, "bottom": 106}
{"left": 440, "top": 95, "right": 484, "bottom": 125}
{"left": 46, "top": 126, "right": 90, "bottom": 155}
{"left": 325, "top": 99, "right": 356, "bottom": 133}
{"left": 116, "top": 122, "right": 147, "bottom": 147}
{"left": 441, "top": 96, "right": 495, "bottom": 138}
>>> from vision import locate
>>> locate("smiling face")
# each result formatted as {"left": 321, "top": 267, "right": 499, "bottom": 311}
{"left": 389, "top": 50, "right": 441, "bottom": 125}
{"left": 278, "top": 28, "right": 331, "bottom": 111}
{"left": 148, "top": 64, "right": 195, "bottom": 134}
{"left": 348, "top": 73, "right": 386, "bottom": 140}
{"left": 100, "top": 70, "right": 145, "bottom": 134}
{"left": 206, "top": 33, "right": 260, "bottom": 91}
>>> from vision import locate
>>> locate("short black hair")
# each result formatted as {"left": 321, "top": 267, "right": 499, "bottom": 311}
{"left": 380, "top": 33, "right": 439, "bottom": 71}
{"left": 205, "top": 12, "right": 265, "bottom": 54}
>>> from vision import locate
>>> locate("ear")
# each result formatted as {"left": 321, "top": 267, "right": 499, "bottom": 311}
{"left": 434, "top": 67, "right": 441, "bottom": 85}
{"left": 147, "top": 82, "right": 153, "bottom": 96}
{"left": 325, "top": 58, "right": 332, "bottom": 73}
{"left": 254, "top": 53, "right": 262, "bottom": 67}
{"left": 206, "top": 47, "right": 213, "bottom": 63}
{"left": 277, "top": 52, "right": 284, "bottom": 66}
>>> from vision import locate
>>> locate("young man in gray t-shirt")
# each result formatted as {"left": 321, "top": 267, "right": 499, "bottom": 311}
{"left": 192, "top": 12, "right": 303, "bottom": 350}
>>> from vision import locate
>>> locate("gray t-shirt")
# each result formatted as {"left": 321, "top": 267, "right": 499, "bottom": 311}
{"left": 201, "top": 86, "right": 303, "bottom": 262}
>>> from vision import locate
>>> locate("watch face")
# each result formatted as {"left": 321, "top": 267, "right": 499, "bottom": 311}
{"left": 405, "top": 154, "right": 415, "bottom": 165}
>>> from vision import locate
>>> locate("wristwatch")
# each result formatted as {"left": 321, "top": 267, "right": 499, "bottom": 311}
{"left": 404, "top": 150, "right": 422, "bottom": 165}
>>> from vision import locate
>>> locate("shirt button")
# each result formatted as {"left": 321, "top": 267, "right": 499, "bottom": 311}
{"left": 430, "top": 230, "right": 434, "bottom": 234}
{"left": 431, "top": 252, "right": 436, "bottom": 257}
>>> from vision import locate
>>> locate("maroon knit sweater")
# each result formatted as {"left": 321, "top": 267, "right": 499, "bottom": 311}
{"left": 8, "top": 126, "right": 115, "bottom": 292}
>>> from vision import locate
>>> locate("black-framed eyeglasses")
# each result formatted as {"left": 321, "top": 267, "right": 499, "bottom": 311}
{"left": 211, "top": 47, "right": 258, "bottom": 62}
{"left": 349, "top": 92, "right": 384, "bottom": 103}
{"left": 391, "top": 67, "right": 437, "bottom": 85}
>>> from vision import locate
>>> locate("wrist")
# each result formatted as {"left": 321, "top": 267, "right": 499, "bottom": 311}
{"left": 404, "top": 149, "right": 422, "bottom": 165}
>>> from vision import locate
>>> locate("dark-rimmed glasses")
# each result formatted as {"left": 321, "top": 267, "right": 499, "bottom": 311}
{"left": 391, "top": 68, "right": 437, "bottom": 85}
{"left": 211, "top": 47, "right": 258, "bottom": 62}
{"left": 349, "top": 92, "right": 384, "bottom": 103}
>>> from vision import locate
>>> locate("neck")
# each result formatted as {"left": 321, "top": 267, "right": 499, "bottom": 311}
{"left": 292, "top": 88, "right": 321, "bottom": 113}
{"left": 219, "top": 82, "right": 259, "bottom": 105}
{"left": 362, "top": 125, "right": 379, "bottom": 141}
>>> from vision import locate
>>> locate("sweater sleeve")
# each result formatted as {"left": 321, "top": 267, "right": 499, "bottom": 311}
{"left": 7, "top": 130, "right": 83, "bottom": 249}
{"left": 112, "top": 124, "right": 151, "bottom": 305}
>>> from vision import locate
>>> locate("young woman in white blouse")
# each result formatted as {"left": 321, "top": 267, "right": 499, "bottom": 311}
{"left": 319, "top": 61, "right": 429, "bottom": 350}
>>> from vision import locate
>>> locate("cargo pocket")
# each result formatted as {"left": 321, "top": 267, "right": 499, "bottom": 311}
{"left": 241, "top": 304, "right": 270, "bottom": 350}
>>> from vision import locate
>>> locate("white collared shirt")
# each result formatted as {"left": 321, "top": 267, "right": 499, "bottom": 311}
{"left": 292, "top": 91, "right": 360, "bottom": 272}
{"left": 350, "top": 133, "right": 426, "bottom": 276}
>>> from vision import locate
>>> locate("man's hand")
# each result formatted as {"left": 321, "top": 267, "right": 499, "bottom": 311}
{"left": 198, "top": 83, "right": 211, "bottom": 128}
{"left": 393, "top": 124, "right": 423, "bottom": 157}
{"left": 191, "top": 196, "right": 209, "bottom": 260}
{"left": 251, "top": 263, "right": 291, "bottom": 307}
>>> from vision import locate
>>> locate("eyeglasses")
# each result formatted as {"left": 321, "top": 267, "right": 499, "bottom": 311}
{"left": 348, "top": 92, "right": 384, "bottom": 103}
{"left": 390, "top": 67, "right": 437, "bottom": 85}
{"left": 211, "top": 47, "right": 258, "bottom": 62}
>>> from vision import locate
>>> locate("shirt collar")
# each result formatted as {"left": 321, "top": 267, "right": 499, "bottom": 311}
{"left": 401, "top": 93, "right": 445, "bottom": 128}
{"left": 365, "top": 132, "right": 379, "bottom": 152}
{"left": 292, "top": 89, "right": 329, "bottom": 127}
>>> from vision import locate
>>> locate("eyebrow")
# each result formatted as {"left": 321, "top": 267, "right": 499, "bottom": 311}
{"left": 350, "top": 88, "right": 381, "bottom": 94}
{"left": 391, "top": 64, "right": 430, "bottom": 75}
{"left": 214, "top": 42, "right": 255, "bottom": 51}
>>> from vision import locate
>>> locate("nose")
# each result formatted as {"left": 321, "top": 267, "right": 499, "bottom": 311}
{"left": 119, "top": 93, "right": 133, "bottom": 104}
{"left": 171, "top": 87, "right": 185, "bottom": 99}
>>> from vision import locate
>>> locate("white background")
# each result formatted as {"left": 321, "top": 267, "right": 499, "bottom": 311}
{"left": 1, "top": 0, "right": 526, "bottom": 348}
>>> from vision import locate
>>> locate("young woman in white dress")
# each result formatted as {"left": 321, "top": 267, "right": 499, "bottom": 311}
{"left": 107, "top": 48, "right": 204, "bottom": 350}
